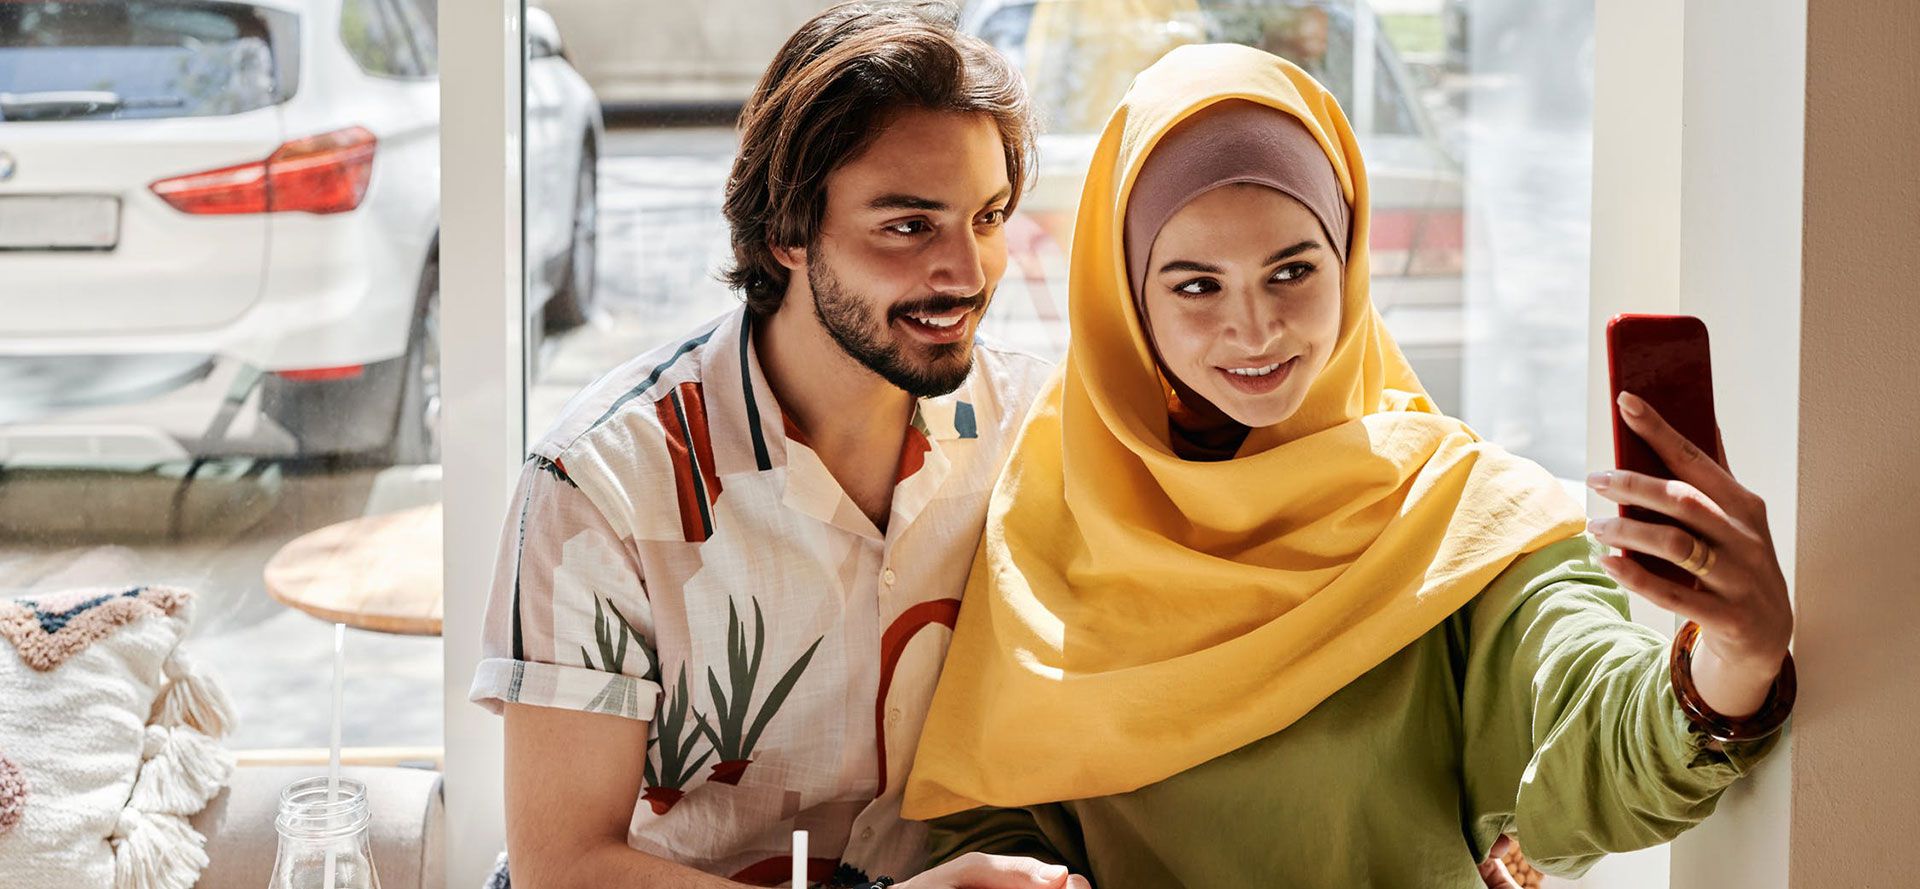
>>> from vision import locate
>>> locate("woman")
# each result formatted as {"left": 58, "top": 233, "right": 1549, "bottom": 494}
{"left": 901, "top": 44, "right": 1795, "bottom": 887}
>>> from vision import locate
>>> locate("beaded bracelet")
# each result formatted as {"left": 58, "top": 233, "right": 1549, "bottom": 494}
{"left": 1669, "top": 620, "right": 1797, "bottom": 743}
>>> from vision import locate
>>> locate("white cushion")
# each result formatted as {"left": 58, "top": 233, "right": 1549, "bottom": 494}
{"left": 0, "top": 586, "right": 234, "bottom": 889}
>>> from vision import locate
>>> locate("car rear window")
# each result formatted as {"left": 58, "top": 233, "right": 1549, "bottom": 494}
{"left": 0, "top": 1, "right": 299, "bottom": 122}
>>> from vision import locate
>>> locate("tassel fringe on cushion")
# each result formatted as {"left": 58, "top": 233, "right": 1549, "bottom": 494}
{"left": 129, "top": 725, "right": 234, "bottom": 817}
{"left": 110, "top": 808, "right": 210, "bottom": 889}
{"left": 152, "top": 649, "right": 237, "bottom": 739}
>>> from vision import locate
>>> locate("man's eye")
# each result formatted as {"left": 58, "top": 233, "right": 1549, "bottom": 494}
{"left": 1272, "top": 262, "right": 1315, "bottom": 282}
{"left": 1174, "top": 278, "right": 1219, "bottom": 296}
{"left": 887, "top": 220, "right": 931, "bottom": 236}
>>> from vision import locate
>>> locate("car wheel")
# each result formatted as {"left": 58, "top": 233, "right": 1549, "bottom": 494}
{"left": 544, "top": 137, "right": 599, "bottom": 331}
{"left": 385, "top": 259, "right": 441, "bottom": 466}
{"left": 260, "top": 260, "right": 439, "bottom": 465}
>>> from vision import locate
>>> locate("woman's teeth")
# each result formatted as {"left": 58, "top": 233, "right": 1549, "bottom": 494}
{"left": 1225, "top": 361, "right": 1284, "bottom": 377}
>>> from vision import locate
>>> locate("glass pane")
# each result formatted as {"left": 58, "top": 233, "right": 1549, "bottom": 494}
{"left": 520, "top": 0, "right": 1588, "bottom": 466}
{"left": 341, "top": 0, "right": 421, "bottom": 78}
{"left": 0, "top": 1, "right": 295, "bottom": 121}
{"left": 1, "top": 0, "right": 445, "bottom": 751}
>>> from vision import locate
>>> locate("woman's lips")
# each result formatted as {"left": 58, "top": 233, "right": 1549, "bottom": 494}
{"left": 1215, "top": 356, "right": 1296, "bottom": 394}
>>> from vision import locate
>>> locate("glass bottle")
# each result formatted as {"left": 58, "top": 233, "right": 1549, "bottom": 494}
{"left": 269, "top": 776, "right": 381, "bottom": 889}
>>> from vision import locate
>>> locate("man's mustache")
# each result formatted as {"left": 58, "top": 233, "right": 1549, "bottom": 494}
{"left": 888, "top": 293, "right": 987, "bottom": 322}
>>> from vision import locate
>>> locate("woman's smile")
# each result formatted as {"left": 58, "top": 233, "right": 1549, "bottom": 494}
{"left": 1216, "top": 355, "right": 1297, "bottom": 394}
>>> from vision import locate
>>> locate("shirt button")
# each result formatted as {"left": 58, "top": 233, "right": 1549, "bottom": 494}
{"left": 882, "top": 568, "right": 897, "bottom": 585}
{"left": 861, "top": 826, "right": 875, "bottom": 841}
{"left": 886, "top": 707, "right": 902, "bottom": 727}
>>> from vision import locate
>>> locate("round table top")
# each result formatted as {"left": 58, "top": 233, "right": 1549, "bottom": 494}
{"left": 264, "top": 503, "right": 443, "bottom": 636}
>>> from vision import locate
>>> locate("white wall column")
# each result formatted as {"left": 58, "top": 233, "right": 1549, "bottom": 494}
{"left": 440, "top": 1, "right": 525, "bottom": 887}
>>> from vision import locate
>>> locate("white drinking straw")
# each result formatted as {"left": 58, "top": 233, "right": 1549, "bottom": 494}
{"left": 325, "top": 623, "right": 346, "bottom": 889}
{"left": 791, "top": 830, "right": 808, "bottom": 888}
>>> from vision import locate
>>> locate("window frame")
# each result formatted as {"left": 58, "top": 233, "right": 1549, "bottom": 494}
{"left": 435, "top": 0, "right": 1811, "bottom": 885}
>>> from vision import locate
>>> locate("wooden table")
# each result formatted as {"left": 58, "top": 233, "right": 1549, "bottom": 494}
{"left": 264, "top": 503, "right": 444, "bottom": 636}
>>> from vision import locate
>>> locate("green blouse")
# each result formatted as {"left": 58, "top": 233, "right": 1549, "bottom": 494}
{"left": 926, "top": 536, "right": 1781, "bottom": 887}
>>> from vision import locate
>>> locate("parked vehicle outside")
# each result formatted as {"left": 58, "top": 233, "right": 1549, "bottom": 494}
{"left": 0, "top": 0, "right": 603, "bottom": 465}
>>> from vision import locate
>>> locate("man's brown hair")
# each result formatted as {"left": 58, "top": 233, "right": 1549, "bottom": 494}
{"left": 722, "top": 0, "right": 1035, "bottom": 315}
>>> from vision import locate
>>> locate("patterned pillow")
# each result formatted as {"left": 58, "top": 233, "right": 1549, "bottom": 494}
{"left": 0, "top": 586, "right": 236, "bottom": 889}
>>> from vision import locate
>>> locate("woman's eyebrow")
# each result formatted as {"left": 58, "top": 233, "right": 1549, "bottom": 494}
{"left": 1263, "top": 241, "right": 1323, "bottom": 265}
{"left": 1158, "top": 259, "right": 1223, "bottom": 274}
{"left": 1158, "top": 241, "right": 1324, "bottom": 276}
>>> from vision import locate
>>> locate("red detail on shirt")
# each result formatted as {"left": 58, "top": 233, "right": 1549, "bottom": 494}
{"left": 677, "top": 382, "right": 725, "bottom": 505}
{"left": 894, "top": 426, "right": 931, "bottom": 483}
{"left": 655, "top": 392, "right": 708, "bottom": 543}
{"left": 873, "top": 598, "right": 961, "bottom": 795}
{"left": 730, "top": 856, "right": 841, "bottom": 886}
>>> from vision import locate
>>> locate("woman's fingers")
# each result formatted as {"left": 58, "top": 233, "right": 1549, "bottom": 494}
{"left": 1589, "top": 516, "right": 1703, "bottom": 569}
{"left": 1586, "top": 469, "right": 1747, "bottom": 542}
{"left": 1478, "top": 856, "right": 1521, "bottom": 889}
{"left": 1616, "top": 392, "right": 1762, "bottom": 526}
{"left": 1599, "top": 553, "right": 1732, "bottom": 624}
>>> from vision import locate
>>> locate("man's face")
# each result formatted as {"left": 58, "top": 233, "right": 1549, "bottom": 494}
{"left": 788, "top": 108, "right": 1013, "bottom": 398}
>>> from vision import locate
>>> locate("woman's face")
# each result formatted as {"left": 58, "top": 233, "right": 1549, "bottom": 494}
{"left": 1141, "top": 183, "right": 1343, "bottom": 429}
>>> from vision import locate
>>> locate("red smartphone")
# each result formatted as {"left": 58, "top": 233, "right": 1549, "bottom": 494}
{"left": 1606, "top": 314, "right": 1722, "bottom": 587}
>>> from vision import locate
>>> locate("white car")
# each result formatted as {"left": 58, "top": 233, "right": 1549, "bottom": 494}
{"left": 0, "top": 0, "right": 602, "bottom": 464}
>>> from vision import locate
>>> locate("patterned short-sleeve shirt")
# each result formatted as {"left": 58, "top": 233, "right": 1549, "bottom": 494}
{"left": 470, "top": 306, "right": 1052, "bottom": 884}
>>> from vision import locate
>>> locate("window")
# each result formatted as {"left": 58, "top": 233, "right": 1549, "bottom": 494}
{"left": 341, "top": 0, "right": 423, "bottom": 79}
{"left": 0, "top": 1, "right": 298, "bottom": 121}
{"left": 2, "top": 0, "right": 444, "bottom": 754}
{"left": 389, "top": 0, "right": 438, "bottom": 76}
{"left": 519, "top": 0, "right": 1587, "bottom": 480}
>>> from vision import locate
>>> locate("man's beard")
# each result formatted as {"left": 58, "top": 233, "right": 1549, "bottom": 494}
{"left": 808, "top": 258, "right": 984, "bottom": 399}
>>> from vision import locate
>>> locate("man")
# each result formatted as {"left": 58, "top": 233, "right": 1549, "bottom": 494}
{"left": 470, "top": 3, "right": 1080, "bottom": 887}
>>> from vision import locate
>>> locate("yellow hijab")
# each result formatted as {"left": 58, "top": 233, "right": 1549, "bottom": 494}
{"left": 901, "top": 44, "right": 1587, "bottom": 819}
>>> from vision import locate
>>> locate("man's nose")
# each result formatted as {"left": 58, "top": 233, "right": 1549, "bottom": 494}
{"left": 927, "top": 226, "right": 987, "bottom": 297}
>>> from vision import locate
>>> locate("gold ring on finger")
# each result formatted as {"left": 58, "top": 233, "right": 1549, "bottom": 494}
{"left": 1678, "top": 536, "right": 1716, "bottom": 577}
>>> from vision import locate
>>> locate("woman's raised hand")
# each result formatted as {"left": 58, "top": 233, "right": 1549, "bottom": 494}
{"left": 1583, "top": 391, "right": 1794, "bottom": 716}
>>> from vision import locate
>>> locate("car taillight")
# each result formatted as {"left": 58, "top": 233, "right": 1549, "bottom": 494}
{"left": 150, "top": 127, "right": 377, "bottom": 215}
{"left": 274, "top": 365, "right": 366, "bottom": 382}
{"left": 1406, "top": 208, "right": 1464, "bottom": 278}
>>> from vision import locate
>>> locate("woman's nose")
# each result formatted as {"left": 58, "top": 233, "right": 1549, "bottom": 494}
{"left": 1223, "top": 287, "right": 1285, "bottom": 350}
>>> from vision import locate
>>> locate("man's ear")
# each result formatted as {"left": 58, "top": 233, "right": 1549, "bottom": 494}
{"left": 770, "top": 242, "right": 806, "bottom": 273}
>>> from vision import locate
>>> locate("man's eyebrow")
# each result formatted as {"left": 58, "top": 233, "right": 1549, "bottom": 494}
{"left": 867, "top": 193, "right": 947, "bottom": 212}
{"left": 978, "top": 185, "right": 1013, "bottom": 209}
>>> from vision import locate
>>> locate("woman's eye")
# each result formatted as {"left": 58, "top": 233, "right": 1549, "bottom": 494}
{"left": 978, "top": 208, "right": 1008, "bottom": 227}
{"left": 1272, "top": 262, "right": 1315, "bottom": 283}
{"left": 1173, "top": 278, "right": 1220, "bottom": 296}
{"left": 887, "top": 220, "right": 931, "bottom": 236}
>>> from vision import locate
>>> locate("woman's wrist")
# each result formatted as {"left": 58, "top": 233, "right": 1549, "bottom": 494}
{"left": 1689, "top": 637, "right": 1781, "bottom": 717}
{"left": 1670, "top": 620, "right": 1796, "bottom": 742}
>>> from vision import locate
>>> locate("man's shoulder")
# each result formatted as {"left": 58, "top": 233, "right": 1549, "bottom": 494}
{"left": 530, "top": 309, "right": 740, "bottom": 466}
{"left": 968, "top": 335, "right": 1058, "bottom": 418}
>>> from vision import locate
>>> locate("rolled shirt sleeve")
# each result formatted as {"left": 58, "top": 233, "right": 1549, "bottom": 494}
{"left": 1460, "top": 536, "right": 1782, "bottom": 877}
{"left": 470, "top": 456, "right": 663, "bottom": 722}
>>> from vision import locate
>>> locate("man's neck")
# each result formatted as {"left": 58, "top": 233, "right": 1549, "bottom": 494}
{"left": 755, "top": 300, "right": 915, "bottom": 460}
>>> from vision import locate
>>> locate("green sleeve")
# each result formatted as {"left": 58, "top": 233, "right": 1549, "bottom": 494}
{"left": 927, "top": 804, "right": 1087, "bottom": 872}
{"left": 1458, "top": 535, "right": 1781, "bottom": 878}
